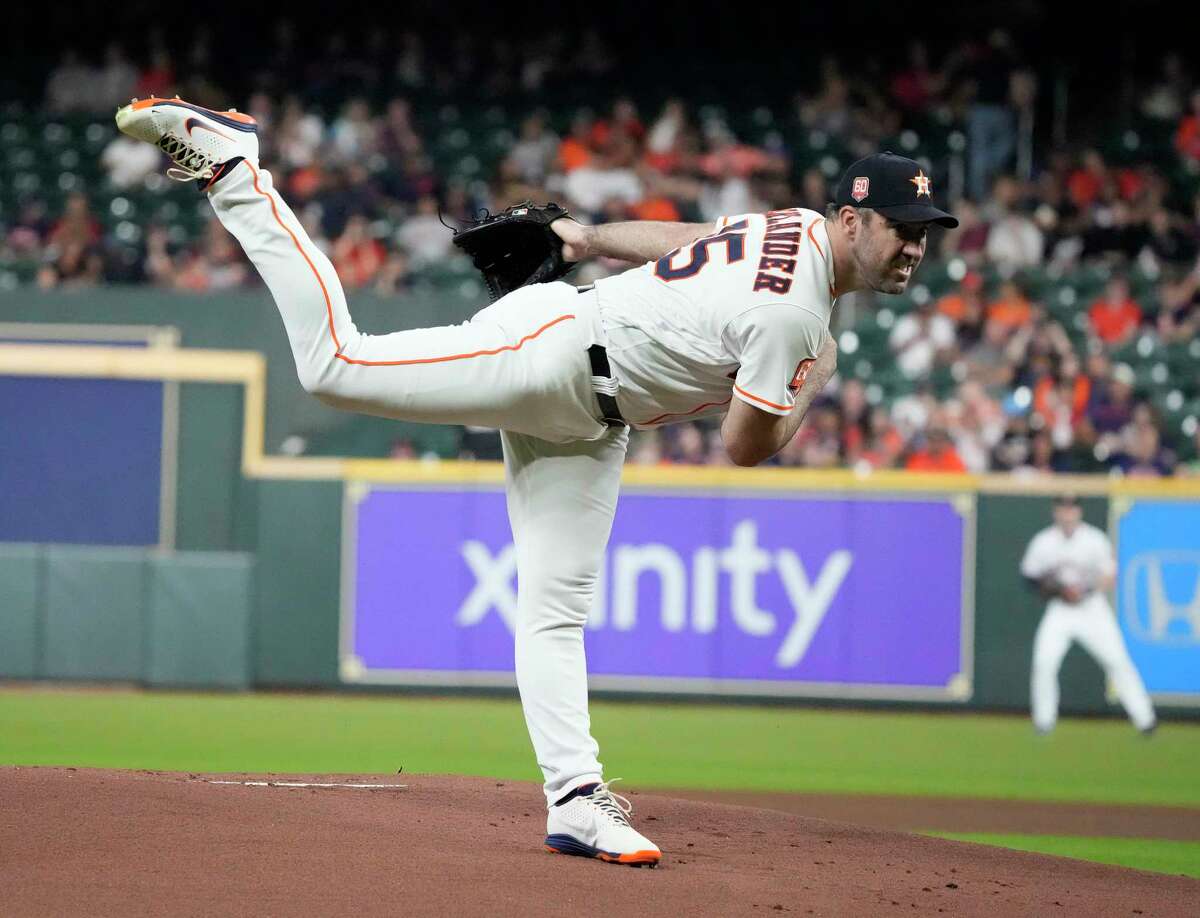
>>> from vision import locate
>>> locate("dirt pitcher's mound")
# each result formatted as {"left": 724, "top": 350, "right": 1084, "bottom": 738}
{"left": 1, "top": 768, "right": 1194, "bottom": 917}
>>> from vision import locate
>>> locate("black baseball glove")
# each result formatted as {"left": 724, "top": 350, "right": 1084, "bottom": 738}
{"left": 451, "top": 201, "right": 575, "bottom": 301}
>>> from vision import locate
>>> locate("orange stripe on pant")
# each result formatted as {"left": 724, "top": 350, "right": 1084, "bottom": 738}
{"left": 242, "top": 160, "right": 577, "bottom": 367}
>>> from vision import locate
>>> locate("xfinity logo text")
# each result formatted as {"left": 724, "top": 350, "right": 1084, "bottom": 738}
{"left": 456, "top": 520, "right": 853, "bottom": 668}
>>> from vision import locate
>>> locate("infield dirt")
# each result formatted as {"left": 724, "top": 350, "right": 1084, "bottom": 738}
{"left": 2, "top": 767, "right": 1195, "bottom": 917}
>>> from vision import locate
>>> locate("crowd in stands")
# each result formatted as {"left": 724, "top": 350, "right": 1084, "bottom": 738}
{"left": 6, "top": 28, "right": 1200, "bottom": 476}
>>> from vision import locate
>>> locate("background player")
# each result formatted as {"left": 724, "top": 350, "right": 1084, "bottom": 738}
{"left": 114, "top": 97, "right": 954, "bottom": 866}
{"left": 1020, "top": 494, "right": 1157, "bottom": 735}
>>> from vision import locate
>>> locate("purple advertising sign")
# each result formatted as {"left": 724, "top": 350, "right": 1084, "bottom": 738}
{"left": 341, "top": 487, "right": 972, "bottom": 700}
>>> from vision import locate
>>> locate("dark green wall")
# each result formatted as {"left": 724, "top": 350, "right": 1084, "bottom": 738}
{"left": 973, "top": 493, "right": 1112, "bottom": 714}
{"left": 252, "top": 479, "right": 344, "bottom": 686}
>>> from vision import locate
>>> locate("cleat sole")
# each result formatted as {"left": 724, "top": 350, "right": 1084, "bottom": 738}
{"left": 545, "top": 833, "right": 660, "bottom": 867}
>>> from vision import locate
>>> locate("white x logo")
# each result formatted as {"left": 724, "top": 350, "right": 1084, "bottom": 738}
{"left": 456, "top": 541, "right": 518, "bottom": 633}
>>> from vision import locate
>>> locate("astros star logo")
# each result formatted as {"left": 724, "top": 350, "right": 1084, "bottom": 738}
{"left": 910, "top": 169, "right": 932, "bottom": 197}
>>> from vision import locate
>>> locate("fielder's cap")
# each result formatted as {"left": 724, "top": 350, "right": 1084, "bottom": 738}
{"left": 1053, "top": 492, "right": 1080, "bottom": 507}
{"left": 833, "top": 152, "right": 959, "bottom": 228}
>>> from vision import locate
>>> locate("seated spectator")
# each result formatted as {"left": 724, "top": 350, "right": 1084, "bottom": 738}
{"left": 562, "top": 141, "right": 642, "bottom": 217}
{"left": 890, "top": 40, "right": 940, "bottom": 114}
{"left": 100, "top": 133, "right": 163, "bottom": 190}
{"left": 395, "top": 196, "right": 454, "bottom": 267}
{"left": 644, "top": 99, "right": 690, "bottom": 173}
{"left": 45, "top": 49, "right": 95, "bottom": 114}
{"left": 985, "top": 279, "right": 1033, "bottom": 330}
{"left": 1013, "top": 429, "right": 1070, "bottom": 476}
{"left": 47, "top": 193, "right": 101, "bottom": 252}
{"left": 936, "top": 271, "right": 987, "bottom": 347}
{"left": 1113, "top": 424, "right": 1176, "bottom": 477}
{"left": 37, "top": 240, "right": 103, "bottom": 289}
{"left": 507, "top": 112, "right": 559, "bottom": 185}
{"left": 1174, "top": 90, "right": 1200, "bottom": 165}
{"left": 905, "top": 426, "right": 967, "bottom": 473}
{"left": 1067, "top": 149, "right": 1110, "bottom": 210}
{"left": 557, "top": 113, "right": 595, "bottom": 173}
{"left": 1142, "top": 207, "right": 1198, "bottom": 266}
{"left": 783, "top": 404, "right": 842, "bottom": 468}
{"left": 276, "top": 96, "right": 326, "bottom": 170}
{"left": 590, "top": 97, "right": 645, "bottom": 150}
{"left": 939, "top": 200, "right": 990, "bottom": 266}
{"left": 984, "top": 176, "right": 1044, "bottom": 272}
{"left": 135, "top": 46, "right": 176, "bottom": 100}
{"left": 379, "top": 98, "right": 422, "bottom": 166}
{"left": 1033, "top": 354, "right": 1092, "bottom": 447}
{"left": 859, "top": 406, "right": 905, "bottom": 469}
{"left": 664, "top": 423, "right": 709, "bottom": 464}
{"left": 891, "top": 382, "right": 938, "bottom": 440}
{"left": 1086, "top": 360, "right": 1138, "bottom": 449}
{"left": 172, "top": 219, "right": 249, "bottom": 292}
{"left": 889, "top": 299, "right": 956, "bottom": 379}
{"left": 6, "top": 200, "right": 51, "bottom": 257}
{"left": 1088, "top": 276, "right": 1143, "bottom": 347}
{"left": 332, "top": 215, "right": 386, "bottom": 288}
{"left": 95, "top": 43, "right": 138, "bottom": 112}
{"left": 1155, "top": 268, "right": 1200, "bottom": 343}
{"left": 950, "top": 380, "right": 1007, "bottom": 471}
{"left": 374, "top": 250, "right": 412, "bottom": 296}
{"left": 329, "top": 97, "right": 378, "bottom": 164}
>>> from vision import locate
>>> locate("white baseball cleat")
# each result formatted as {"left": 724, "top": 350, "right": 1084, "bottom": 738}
{"left": 114, "top": 96, "right": 259, "bottom": 186}
{"left": 544, "top": 779, "right": 661, "bottom": 867}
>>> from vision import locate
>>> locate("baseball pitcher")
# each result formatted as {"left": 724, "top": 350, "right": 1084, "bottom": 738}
{"left": 115, "top": 96, "right": 956, "bottom": 867}
{"left": 1020, "top": 494, "right": 1156, "bottom": 735}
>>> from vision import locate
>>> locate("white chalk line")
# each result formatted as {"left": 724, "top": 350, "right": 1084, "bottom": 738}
{"left": 204, "top": 780, "right": 408, "bottom": 789}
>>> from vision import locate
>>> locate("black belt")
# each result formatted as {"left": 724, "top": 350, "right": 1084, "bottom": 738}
{"left": 578, "top": 285, "right": 626, "bottom": 428}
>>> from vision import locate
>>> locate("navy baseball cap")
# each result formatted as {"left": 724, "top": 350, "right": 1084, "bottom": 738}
{"left": 833, "top": 153, "right": 958, "bottom": 228}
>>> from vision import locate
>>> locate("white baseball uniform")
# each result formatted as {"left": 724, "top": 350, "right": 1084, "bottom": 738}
{"left": 1019, "top": 522, "right": 1155, "bottom": 732}
{"left": 207, "top": 164, "right": 834, "bottom": 803}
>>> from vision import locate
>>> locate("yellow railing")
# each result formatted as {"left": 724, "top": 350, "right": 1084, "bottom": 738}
{"left": 3, "top": 342, "right": 1199, "bottom": 496}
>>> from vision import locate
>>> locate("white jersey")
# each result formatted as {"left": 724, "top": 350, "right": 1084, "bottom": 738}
{"left": 593, "top": 208, "right": 837, "bottom": 428}
{"left": 1020, "top": 522, "right": 1116, "bottom": 594}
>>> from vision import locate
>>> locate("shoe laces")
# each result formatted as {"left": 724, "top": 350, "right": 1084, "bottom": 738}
{"left": 158, "top": 132, "right": 216, "bottom": 182}
{"left": 589, "top": 779, "right": 633, "bottom": 825}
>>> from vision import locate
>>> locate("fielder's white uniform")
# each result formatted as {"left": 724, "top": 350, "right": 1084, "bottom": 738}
{"left": 1019, "top": 522, "right": 1155, "bottom": 732}
{"left": 209, "top": 163, "right": 833, "bottom": 802}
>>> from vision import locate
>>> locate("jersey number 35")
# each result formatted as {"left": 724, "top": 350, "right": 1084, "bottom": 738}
{"left": 654, "top": 220, "right": 749, "bottom": 282}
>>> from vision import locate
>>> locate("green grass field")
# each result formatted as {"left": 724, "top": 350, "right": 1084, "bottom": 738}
{"left": 3, "top": 687, "right": 1198, "bottom": 877}
{"left": 929, "top": 833, "right": 1200, "bottom": 879}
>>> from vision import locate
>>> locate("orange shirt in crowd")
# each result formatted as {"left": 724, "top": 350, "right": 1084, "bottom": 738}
{"left": 936, "top": 291, "right": 968, "bottom": 321}
{"left": 1176, "top": 115, "right": 1200, "bottom": 161}
{"left": 1067, "top": 168, "right": 1104, "bottom": 208}
{"left": 629, "top": 197, "right": 681, "bottom": 222}
{"left": 1034, "top": 375, "right": 1093, "bottom": 423}
{"left": 1089, "top": 298, "right": 1143, "bottom": 343}
{"left": 905, "top": 448, "right": 967, "bottom": 473}
{"left": 333, "top": 238, "right": 387, "bottom": 288}
{"left": 986, "top": 293, "right": 1033, "bottom": 329}
{"left": 557, "top": 138, "right": 592, "bottom": 172}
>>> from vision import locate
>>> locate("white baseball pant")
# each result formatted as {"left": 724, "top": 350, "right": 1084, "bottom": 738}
{"left": 209, "top": 161, "right": 626, "bottom": 805}
{"left": 1030, "top": 594, "right": 1156, "bottom": 732}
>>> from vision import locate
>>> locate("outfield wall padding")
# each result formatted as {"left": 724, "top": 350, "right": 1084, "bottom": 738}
{"left": 0, "top": 547, "right": 255, "bottom": 688}
{"left": 42, "top": 546, "right": 147, "bottom": 681}
{"left": 145, "top": 553, "right": 254, "bottom": 689}
{"left": 252, "top": 479, "right": 343, "bottom": 687}
{"left": 0, "top": 544, "right": 40, "bottom": 679}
